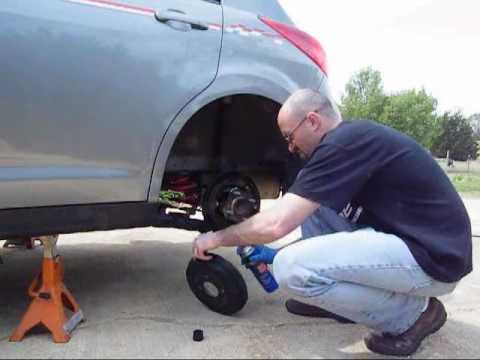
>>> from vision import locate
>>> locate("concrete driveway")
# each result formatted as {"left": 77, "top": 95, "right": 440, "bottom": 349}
{"left": 0, "top": 199, "right": 479, "bottom": 359}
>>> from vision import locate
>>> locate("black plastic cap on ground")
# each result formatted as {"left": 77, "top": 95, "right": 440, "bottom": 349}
{"left": 193, "top": 329, "right": 204, "bottom": 342}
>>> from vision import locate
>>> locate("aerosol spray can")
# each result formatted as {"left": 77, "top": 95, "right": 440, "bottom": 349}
{"left": 237, "top": 246, "right": 278, "bottom": 293}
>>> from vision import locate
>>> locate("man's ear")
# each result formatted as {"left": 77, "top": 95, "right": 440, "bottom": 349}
{"left": 308, "top": 111, "right": 322, "bottom": 131}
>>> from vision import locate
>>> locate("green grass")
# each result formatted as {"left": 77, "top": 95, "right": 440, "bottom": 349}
{"left": 448, "top": 173, "right": 480, "bottom": 195}
{"left": 436, "top": 158, "right": 480, "bottom": 196}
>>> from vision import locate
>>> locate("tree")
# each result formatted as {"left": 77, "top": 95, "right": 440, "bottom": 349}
{"left": 431, "top": 111, "right": 478, "bottom": 161}
{"left": 340, "top": 67, "right": 387, "bottom": 121}
{"left": 340, "top": 67, "right": 440, "bottom": 150}
{"left": 379, "top": 89, "right": 439, "bottom": 149}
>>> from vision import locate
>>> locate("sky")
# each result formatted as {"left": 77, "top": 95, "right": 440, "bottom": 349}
{"left": 278, "top": 0, "right": 480, "bottom": 116}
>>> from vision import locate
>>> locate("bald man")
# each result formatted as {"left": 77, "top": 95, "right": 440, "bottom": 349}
{"left": 192, "top": 88, "right": 472, "bottom": 356}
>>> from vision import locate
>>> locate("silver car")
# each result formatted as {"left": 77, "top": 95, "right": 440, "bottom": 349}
{"left": 0, "top": 0, "right": 328, "bottom": 236}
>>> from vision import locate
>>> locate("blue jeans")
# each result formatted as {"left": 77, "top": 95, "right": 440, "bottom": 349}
{"left": 273, "top": 207, "right": 457, "bottom": 335}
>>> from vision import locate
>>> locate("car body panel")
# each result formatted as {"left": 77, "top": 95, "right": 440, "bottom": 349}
{"left": 0, "top": 0, "right": 329, "bottom": 238}
{"left": 0, "top": 0, "right": 222, "bottom": 208}
{"left": 222, "top": 0, "right": 293, "bottom": 24}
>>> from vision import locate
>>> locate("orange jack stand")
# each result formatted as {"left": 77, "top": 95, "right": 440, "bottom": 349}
{"left": 10, "top": 235, "right": 84, "bottom": 343}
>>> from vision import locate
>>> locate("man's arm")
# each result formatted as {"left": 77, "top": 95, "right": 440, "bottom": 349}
{"left": 192, "top": 193, "right": 320, "bottom": 260}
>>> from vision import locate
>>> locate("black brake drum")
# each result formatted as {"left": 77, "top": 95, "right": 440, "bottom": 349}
{"left": 186, "top": 254, "right": 248, "bottom": 315}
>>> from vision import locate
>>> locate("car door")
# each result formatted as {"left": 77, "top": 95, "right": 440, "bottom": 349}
{"left": 0, "top": 0, "right": 222, "bottom": 208}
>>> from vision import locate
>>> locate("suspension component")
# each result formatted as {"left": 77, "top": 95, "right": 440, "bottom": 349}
{"left": 162, "top": 174, "right": 200, "bottom": 208}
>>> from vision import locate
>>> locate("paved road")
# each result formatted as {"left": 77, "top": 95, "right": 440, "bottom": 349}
{"left": 0, "top": 198, "right": 478, "bottom": 358}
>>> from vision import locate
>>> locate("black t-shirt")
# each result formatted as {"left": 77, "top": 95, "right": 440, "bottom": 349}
{"left": 289, "top": 120, "right": 472, "bottom": 283}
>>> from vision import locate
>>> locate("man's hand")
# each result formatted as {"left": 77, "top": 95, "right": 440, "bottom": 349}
{"left": 248, "top": 245, "right": 278, "bottom": 265}
{"left": 192, "top": 231, "right": 222, "bottom": 261}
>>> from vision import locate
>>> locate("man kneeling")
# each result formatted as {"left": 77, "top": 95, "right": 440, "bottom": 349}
{"left": 192, "top": 88, "right": 472, "bottom": 356}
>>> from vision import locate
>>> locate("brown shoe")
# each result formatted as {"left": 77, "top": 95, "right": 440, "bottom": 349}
{"left": 285, "top": 299, "right": 355, "bottom": 324}
{"left": 364, "top": 298, "right": 447, "bottom": 356}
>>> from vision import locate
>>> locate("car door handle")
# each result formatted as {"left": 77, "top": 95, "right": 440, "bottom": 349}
{"left": 154, "top": 11, "right": 209, "bottom": 31}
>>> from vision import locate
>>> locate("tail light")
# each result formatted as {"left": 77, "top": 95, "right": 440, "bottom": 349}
{"left": 260, "top": 16, "right": 328, "bottom": 76}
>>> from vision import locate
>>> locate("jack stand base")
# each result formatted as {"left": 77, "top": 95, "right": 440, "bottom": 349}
{"left": 10, "top": 237, "right": 83, "bottom": 343}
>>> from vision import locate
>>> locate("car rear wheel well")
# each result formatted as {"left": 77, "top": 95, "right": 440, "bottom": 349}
{"left": 163, "top": 94, "right": 302, "bottom": 200}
